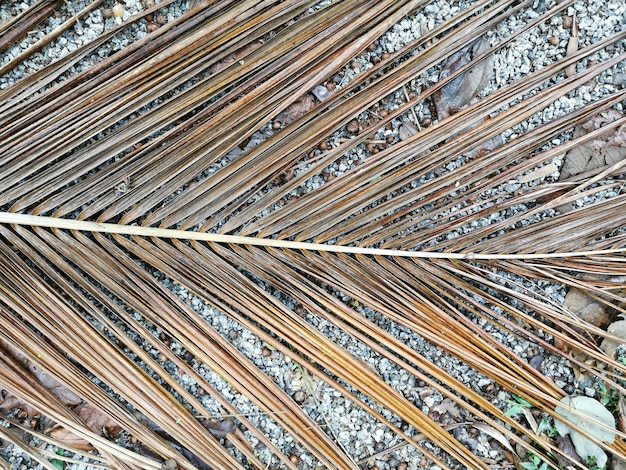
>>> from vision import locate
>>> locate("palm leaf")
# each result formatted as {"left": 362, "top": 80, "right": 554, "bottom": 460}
{"left": 1, "top": 0, "right": 625, "bottom": 468}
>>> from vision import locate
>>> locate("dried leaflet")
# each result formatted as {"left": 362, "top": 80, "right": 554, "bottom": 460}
{"left": 470, "top": 423, "right": 515, "bottom": 454}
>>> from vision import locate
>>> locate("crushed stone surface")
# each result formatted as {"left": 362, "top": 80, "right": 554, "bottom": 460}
{"left": 0, "top": 0, "right": 624, "bottom": 468}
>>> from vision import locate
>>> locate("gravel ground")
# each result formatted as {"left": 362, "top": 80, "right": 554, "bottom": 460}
{"left": 1, "top": 0, "right": 625, "bottom": 469}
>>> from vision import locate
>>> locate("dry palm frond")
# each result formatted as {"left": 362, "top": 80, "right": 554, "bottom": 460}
{"left": 0, "top": 0, "right": 625, "bottom": 468}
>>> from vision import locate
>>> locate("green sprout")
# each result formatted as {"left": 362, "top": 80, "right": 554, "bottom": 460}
{"left": 519, "top": 452, "right": 548, "bottom": 470}
{"left": 503, "top": 394, "right": 533, "bottom": 417}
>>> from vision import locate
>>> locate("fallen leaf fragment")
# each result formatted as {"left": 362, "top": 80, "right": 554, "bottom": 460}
{"left": 560, "top": 125, "right": 626, "bottom": 181}
{"left": 47, "top": 427, "right": 94, "bottom": 451}
{"left": 581, "top": 109, "right": 626, "bottom": 149}
{"left": 0, "top": 340, "right": 81, "bottom": 415}
{"left": 434, "top": 36, "right": 494, "bottom": 120}
{"left": 0, "top": 341, "right": 122, "bottom": 452}
{"left": 75, "top": 402, "right": 120, "bottom": 433}
{"left": 0, "top": 393, "right": 39, "bottom": 416}
{"left": 275, "top": 94, "right": 316, "bottom": 124}
{"left": 144, "top": 417, "right": 233, "bottom": 469}
{"left": 47, "top": 402, "right": 121, "bottom": 449}
{"left": 558, "top": 109, "right": 626, "bottom": 185}
{"left": 554, "top": 395, "right": 616, "bottom": 468}
{"left": 563, "top": 275, "right": 626, "bottom": 341}
{"left": 555, "top": 434, "right": 583, "bottom": 467}
{"left": 398, "top": 122, "right": 418, "bottom": 141}
{"left": 431, "top": 398, "right": 461, "bottom": 419}
{"left": 201, "top": 417, "right": 237, "bottom": 439}
{"left": 30, "top": 364, "right": 82, "bottom": 407}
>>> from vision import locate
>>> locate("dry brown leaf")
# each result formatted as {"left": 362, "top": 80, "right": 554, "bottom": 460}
{"left": 0, "top": 393, "right": 38, "bottom": 415}
{"left": 201, "top": 417, "right": 237, "bottom": 440}
{"left": 560, "top": 134, "right": 626, "bottom": 179}
{"left": 0, "top": 340, "right": 81, "bottom": 415}
{"left": 275, "top": 94, "right": 316, "bottom": 124}
{"left": 29, "top": 364, "right": 82, "bottom": 407}
{"left": 144, "top": 417, "right": 225, "bottom": 469}
{"left": 75, "top": 402, "right": 120, "bottom": 433}
{"left": 564, "top": 274, "right": 626, "bottom": 334}
{"left": 556, "top": 434, "right": 583, "bottom": 467}
{"left": 398, "top": 122, "right": 418, "bottom": 141}
{"left": 431, "top": 398, "right": 461, "bottom": 420}
{"left": 582, "top": 109, "right": 623, "bottom": 132}
{"left": 581, "top": 109, "right": 626, "bottom": 148}
{"left": 559, "top": 111, "right": 626, "bottom": 181}
{"left": 0, "top": 342, "right": 119, "bottom": 451}
{"left": 48, "top": 402, "right": 120, "bottom": 450}
{"left": 434, "top": 36, "right": 494, "bottom": 120}
{"left": 48, "top": 425, "right": 95, "bottom": 451}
